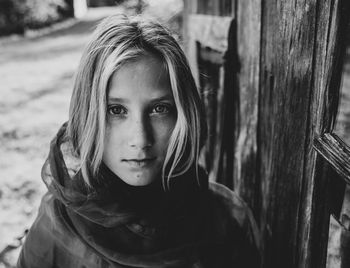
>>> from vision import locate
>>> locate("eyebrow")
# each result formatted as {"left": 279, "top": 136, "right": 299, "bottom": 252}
{"left": 107, "top": 94, "right": 174, "bottom": 103}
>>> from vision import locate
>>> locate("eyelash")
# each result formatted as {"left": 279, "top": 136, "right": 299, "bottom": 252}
{"left": 107, "top": 103, "right": 173, "bottom": 116}
{"left": 107, "top": 105, "right": 127, "bottom": 115}
{"left": 151, "top": 103, "right": 172, "bottom": 114}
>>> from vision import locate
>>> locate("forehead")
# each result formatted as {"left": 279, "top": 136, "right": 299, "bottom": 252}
{"left": 108, "top": 55, "right": 172, "bottom": 99}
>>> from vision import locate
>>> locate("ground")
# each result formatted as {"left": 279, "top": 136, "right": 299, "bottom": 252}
{"left": 0, "top": 1, "right": 182, "bottom": 267}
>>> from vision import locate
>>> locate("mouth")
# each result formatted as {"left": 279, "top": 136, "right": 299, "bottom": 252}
{"left": 123, "top": 157, "right": 156, "bottom": 168}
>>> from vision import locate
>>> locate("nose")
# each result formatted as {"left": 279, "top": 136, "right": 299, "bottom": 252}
{"left": 128, "top": 116, "right": 153, "bottom": 149}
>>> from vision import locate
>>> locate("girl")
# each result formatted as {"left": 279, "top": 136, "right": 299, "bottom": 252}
{"left": 17, "top": 14, "right": 260, "bottom": 267}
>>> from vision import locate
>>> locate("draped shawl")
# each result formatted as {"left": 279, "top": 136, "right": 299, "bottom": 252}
{"left": 17, "top": 124, "right": 260, "bottom": 267}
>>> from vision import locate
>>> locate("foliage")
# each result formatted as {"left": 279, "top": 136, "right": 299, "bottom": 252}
{"left": 0, "top": 0, "right": 73, "bottom": 36}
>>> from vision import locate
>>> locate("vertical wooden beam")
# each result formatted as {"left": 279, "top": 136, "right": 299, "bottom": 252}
{"left": 234, "top": 0, "right": 261, "bottom": 222}
{"left": 258, "top": 1, "right": 317, "bottom": 267}
{"left": 257, "top": 0, "right": 350, "bottom": 267}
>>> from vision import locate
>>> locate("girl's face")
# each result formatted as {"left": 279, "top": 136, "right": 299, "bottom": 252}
{"left": 103, "top": 55, "right": 177, "bottom": 186}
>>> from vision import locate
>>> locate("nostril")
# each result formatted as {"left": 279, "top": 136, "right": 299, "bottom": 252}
{"left": 128, "top": 130, "right": 153, "bottom": 149}
{"left": 127, "top": 117, "right": 154, "bottom": 149}
{"left": 129, "top": 143, "right": 152, "bottom": 148}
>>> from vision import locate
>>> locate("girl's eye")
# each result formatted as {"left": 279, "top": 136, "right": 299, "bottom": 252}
{"left": 107, "top": 105, "right": 127, "bottom": 115}
{"left": 152, "top": 104, "right": 171, "bottom": 114}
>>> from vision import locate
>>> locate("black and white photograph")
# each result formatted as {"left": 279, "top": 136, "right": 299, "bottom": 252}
{"left": 0, "top": 0, "right": 349, "bottom": 267}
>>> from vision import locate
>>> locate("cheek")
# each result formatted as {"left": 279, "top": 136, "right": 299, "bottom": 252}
{"left": 104, "top": 124, "right": 123, "bottom": 154}
{"left": 153, "top": 117, "right": 176, "bottom": 147}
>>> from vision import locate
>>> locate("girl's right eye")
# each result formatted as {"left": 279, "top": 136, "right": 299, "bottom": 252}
{"left": 107, "top": 105, "right": 127, "bottom": 115}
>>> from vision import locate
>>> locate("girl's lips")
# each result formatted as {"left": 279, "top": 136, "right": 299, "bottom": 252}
{"left": 123, "top": 157, "right": 156, "bottom": 162}
{"left": 123, "top": 158, "right": 156, "bottom": 168}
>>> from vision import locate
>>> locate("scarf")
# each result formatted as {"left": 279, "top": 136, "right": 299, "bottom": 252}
{"left": 40, "top": 123, "right": 213, "bottom": 266}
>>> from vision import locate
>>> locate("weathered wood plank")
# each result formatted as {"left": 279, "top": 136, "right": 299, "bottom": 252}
{"left": 258, "top": 1, "right": 317, "bottom": 267}
{"left": 233, "top": 0, "right": 261, "bottom": 222}
{"left": 314, "top": 133, "right": 350, "bottom": 184}
{"left": 185, "top": 1, "right": 350, "bottom": 267}
{"left": 297, "top": 1, "right": 350, "bottom": 267}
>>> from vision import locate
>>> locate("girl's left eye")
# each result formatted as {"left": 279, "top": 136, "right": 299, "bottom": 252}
{"left": 152, "top": 104, "right": 171, "bottom": 114}
{"left": 107, "top": 105, "right": 127, "bottom": 115}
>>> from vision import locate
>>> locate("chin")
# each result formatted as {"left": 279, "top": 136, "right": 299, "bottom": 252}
{"left": 121, "top": 173, "right": 158, "bottom": 186}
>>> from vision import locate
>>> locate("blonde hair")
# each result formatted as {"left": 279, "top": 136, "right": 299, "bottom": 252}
{"left": 67, "top": 14, "right": 207, "bottom": 189}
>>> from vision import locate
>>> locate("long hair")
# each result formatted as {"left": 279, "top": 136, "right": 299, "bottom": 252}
{"left": 67, "top": 14, "right": 207, "bottom": 189}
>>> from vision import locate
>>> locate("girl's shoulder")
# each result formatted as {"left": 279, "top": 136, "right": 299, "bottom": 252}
{"left": 207, "top": 182, "right": 253, "bottom": 221}
{"left": 206, "top": 181, "right": 261, "bottom": 250}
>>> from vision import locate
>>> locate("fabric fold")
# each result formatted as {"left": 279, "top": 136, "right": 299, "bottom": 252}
{"left": 18, "top": 123, "right": 261, "bottom": 267}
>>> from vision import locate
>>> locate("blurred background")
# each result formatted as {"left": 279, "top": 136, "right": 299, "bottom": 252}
{"left": 0, "top": 0, "right": 183, "bottom": 266}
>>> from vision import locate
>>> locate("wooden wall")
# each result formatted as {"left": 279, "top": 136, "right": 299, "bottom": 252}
{"left": 184, "top": 0, "right": 350, "bottom": 267}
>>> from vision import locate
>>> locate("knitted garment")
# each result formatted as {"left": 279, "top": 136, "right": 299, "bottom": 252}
{"left": 17, "top": 124, "right": 260, "bottom": 268}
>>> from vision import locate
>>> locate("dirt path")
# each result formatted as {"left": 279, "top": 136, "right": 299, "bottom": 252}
{"left": 0, "top": 7, "right": 125, "bottom": 267}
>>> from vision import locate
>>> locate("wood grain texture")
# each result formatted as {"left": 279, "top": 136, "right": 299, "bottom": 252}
{"left": 297, "top": 1, "right": 350, "bottom": 267}
{"left": 184, "top": 1, "right": 350, "bottom": 267}
{"left": 257, "top": 0, "right": 350, "bottom": 266}
{"left": 314, "top": 133, "right": 350, "bottom": 184}
{"left": 258, "top": 1, "right": 317, "bottom": 267}
{"left": 233, "top": 0, "right": 261, "bottom": 222}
